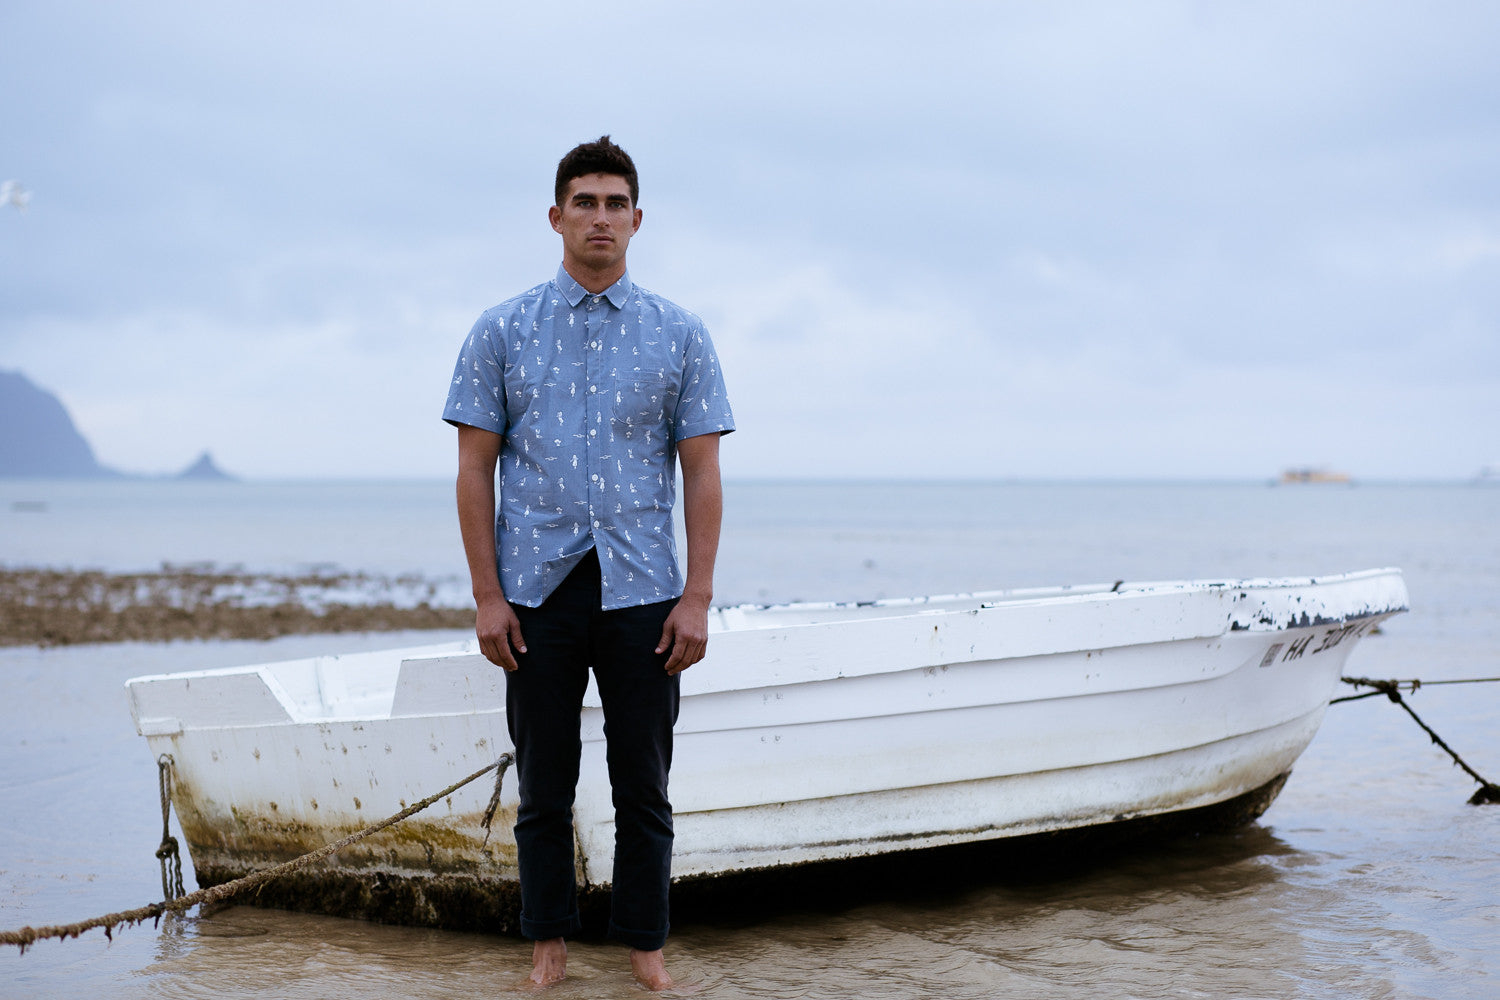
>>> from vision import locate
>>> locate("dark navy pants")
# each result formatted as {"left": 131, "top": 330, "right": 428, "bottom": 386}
{"left": 505, "top": 550, "right": 679, "bottom": 951}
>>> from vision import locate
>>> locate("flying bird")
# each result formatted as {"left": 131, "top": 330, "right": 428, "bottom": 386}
{"left": 1, "top": 180, "right": 31, "bottom": 212}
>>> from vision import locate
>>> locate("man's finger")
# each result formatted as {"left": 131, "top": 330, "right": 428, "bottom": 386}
{"left": 665, "top": 635, "right": 705, "bottom": 675}
{"left": 481, "top": 636, "right": 517, "bottom": 672}
{"left": 478, "top": 619, "right": 525, "bottom": 672}
{"left": 496, "top": 643, "right": 519, "bottom": 672}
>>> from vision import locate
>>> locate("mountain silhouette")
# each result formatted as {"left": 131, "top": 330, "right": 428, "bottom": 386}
{"left": 1, "top": 370, "right": 238, "bottom": 480}
{"left": 0, "top": 370, "right": 116, "bottom": 478}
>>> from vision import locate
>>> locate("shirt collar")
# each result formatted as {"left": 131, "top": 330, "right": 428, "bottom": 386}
{"left": 555, "top": 264, "right": 633, "bottom": 309}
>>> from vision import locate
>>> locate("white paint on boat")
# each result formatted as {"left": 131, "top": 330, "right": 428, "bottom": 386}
{"left": 125, "top": 568, "right": 1407, "bottom": 908}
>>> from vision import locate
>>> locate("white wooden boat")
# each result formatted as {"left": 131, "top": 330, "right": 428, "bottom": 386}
{"left": 125, "top": 568, "right": 1407, "bottom": 930}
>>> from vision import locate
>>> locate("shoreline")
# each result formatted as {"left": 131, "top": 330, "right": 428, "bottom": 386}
{"left": 0, "top": 566, "right": 473, "bottom": 647}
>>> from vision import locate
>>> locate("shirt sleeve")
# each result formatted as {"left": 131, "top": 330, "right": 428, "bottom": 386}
{"left": 673, "top": 319, "right": 736, "bottom": 441}
{"left": 442, "top": 311, "right": 508, "bottom": 434}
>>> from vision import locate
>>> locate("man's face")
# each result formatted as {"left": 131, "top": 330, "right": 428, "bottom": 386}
{"left": 549, "top": 173, "right": 642, "bottom": 276}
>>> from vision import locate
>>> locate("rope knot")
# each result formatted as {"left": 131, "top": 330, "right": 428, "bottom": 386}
{"left": 1376, "top": 680, "right": 1402, "bottom": 703}
{"left": 481, "top": 752, "right": 516, "bottom": 847}
{"left": 155, "top": 836, "right": 180, "bottom": 862}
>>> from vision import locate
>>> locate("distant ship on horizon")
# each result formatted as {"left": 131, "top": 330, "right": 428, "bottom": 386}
{"left": 1277, "top": 467, "right": 1353, "bottom": 485}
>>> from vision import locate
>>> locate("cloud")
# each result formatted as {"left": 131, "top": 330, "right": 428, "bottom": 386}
{"left": 2, "top": 0, "right": 1497, "bottom": 479}
{"left": 11, "top": 295, "right": 474, "bottom": 478}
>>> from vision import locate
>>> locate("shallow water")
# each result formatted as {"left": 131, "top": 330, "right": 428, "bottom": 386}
{"left": 1, "top": 631, "right": 1495, "bottom": 999}
{"left": 2, "top": 481, "right": 1497, "bottom": 998}
{"left": 4, "top": 480, "right": 1498, "bottom": 636}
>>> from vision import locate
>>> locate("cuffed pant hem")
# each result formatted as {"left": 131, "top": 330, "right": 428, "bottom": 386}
{"left": 607, "top": 919, "right": 669, "bottom": 952}
{"left": 520, "top": 912, "right": 583, "bottom": 941}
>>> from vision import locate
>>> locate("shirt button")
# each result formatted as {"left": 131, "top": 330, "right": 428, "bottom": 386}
{"left": 589, "top": 429, "right": 596, "bottom": 437}
{"left": 590, "top": 474, "right": 598, "bottom": 483}
{"left": 593, "top": 520, "right": 600, "bottom": 528}
{"left": 589, "top": 385, "right": 597, "bottom": 394}
{"left": 592, "top": 296, "right": 600, "bottom": 304}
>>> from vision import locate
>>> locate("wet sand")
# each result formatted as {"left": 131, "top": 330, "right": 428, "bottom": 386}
{"left": 0, "top": 567, "right": 472, "bottom": 647}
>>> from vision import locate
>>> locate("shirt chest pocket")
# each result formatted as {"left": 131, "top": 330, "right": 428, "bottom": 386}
{"left": 606, "top": 369, "right": 677, "bottom": 432}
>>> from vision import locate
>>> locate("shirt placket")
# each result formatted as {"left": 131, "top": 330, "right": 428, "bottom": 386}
{"left": 583, "top": 294, "right": 608, "bottom": 552}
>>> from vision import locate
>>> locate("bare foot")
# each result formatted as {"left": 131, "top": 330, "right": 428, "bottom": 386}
{"left": 517, "top": 937, "right": 567, "bottom": 990}
{"left": 630, "top": 948, "right": 694, "bottom": 992}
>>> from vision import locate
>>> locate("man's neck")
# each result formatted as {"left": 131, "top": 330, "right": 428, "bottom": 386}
{"left": 563, "top": 259, "right": 627, "bottom": 295}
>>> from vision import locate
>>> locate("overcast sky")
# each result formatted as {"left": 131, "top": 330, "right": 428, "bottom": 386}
{"left": 2, "top": 1, "right": 1496, "bottom": 480}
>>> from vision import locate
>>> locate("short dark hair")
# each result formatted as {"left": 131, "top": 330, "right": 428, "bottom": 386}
{"left": 555, "top": 135, "right": 639, "bottom": 207}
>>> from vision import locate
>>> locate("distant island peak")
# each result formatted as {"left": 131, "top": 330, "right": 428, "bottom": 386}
{"left": 177, "top": 451, "right": 236, "bottom": 481}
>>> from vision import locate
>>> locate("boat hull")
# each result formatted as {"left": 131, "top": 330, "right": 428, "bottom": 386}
{"left": 125, "top": 569, "right": 1407, "bottom": 929}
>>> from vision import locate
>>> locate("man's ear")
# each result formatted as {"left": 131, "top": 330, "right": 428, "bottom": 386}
{"left": 549, "top": 204, "right": 563, "bottom": 234}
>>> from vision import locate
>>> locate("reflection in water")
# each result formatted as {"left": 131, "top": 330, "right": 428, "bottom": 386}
{"left": 114, "top": 826, "right": 1350, "bottom": 1000}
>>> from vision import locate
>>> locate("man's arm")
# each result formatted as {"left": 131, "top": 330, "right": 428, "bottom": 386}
{"left": 455, "top": 424, "right": 527, "bottom": 670}
{"left": 656, "top": 432, "right": 724, "bottom": 675}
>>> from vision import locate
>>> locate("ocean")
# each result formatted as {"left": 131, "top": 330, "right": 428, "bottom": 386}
{"left": 2, "top": 479, "right": 1497, "bottom": 998}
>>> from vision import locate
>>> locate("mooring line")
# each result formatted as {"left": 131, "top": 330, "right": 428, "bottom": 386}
{"left": 0, "top": 753, "right": 514, "bottom": 954}
{"left": 1336, "top": 676, "right": 1500, "bottom": 806}
{"left": 1331, "top": 676, "right": 1500, "bottom": 703}
{"left": 156, "top": 754, "right": 185, "bottom": 902}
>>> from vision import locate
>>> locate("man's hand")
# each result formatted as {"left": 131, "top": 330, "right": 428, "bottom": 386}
{"left": 656, "top": 597, "right": 710, "bottom": 675}
{"left": 476, "top": 596, "right": 527, "bottom": 671}
{"left": 455, "top": 425, "right": 522, "bottom": 670}
{"left": 663, "top": 432, "right": 722, "bottom": 677}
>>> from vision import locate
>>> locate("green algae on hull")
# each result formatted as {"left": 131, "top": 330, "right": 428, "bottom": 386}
{"left": 187, "top": 774, "right": 1291, "bottom": 935}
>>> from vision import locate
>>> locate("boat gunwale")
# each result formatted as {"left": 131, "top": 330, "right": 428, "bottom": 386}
{"left": 124, "top": 569, "right": 1408, "bottom": 732}
{"left": 719, "top": 566, "right": 1407, "bottom": 617}
{"left": 122, "top": 567, "right": 1408, "bottom": 690}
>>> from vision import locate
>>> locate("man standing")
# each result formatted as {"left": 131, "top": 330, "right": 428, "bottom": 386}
{"left": 443, "top": 136, "right": 734, "bottom": 990}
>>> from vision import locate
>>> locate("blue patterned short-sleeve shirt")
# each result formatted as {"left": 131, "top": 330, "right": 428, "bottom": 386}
{"left": 443, "top": 265, "right": 735, "bottom": 610}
